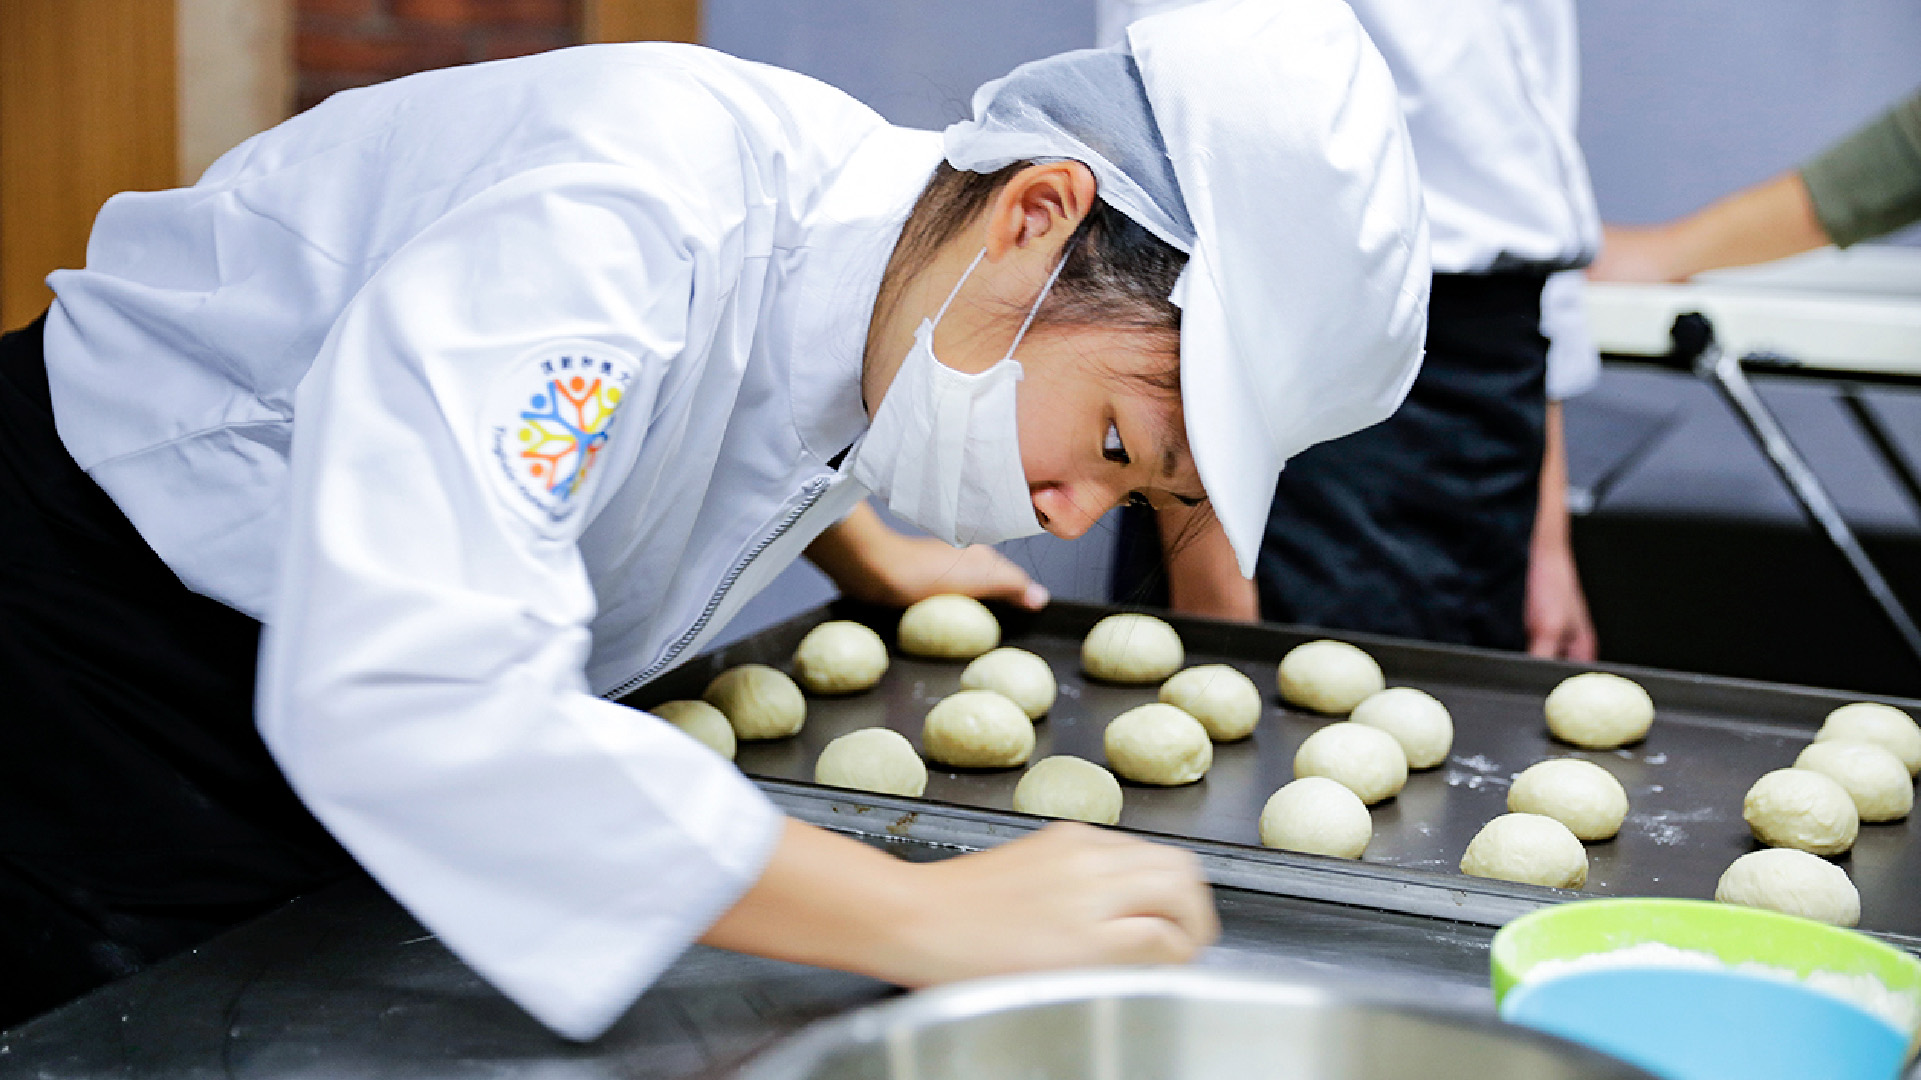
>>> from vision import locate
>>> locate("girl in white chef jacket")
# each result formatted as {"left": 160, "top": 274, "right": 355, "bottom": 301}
{"left": 0, "top": 0, "right": 1427, "bottom": 1038}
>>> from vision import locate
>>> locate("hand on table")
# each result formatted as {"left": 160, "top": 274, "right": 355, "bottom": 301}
{"left": 887, "top": 822, "right": 1220, "bottom": 983}
{"left": 703, "top": 819, "right": 1219, "bottom": 991}
{"left": 807, "top": 501, "right": 1049, "bottom": 610}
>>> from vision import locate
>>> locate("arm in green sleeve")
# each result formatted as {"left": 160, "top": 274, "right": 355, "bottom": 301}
{"left": 1800, "top": 89, "right": 1921, "bottom": 248}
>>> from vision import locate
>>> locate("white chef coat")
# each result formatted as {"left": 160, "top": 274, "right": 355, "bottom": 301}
{"left": 44, "top": 43, "right": 942, "bottom": 1039}
{"left": 1099, "top": 0, "right": 1602, "bottom": 399}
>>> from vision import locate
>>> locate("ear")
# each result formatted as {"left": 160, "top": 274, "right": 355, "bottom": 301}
{"left": 983, "top": 161, "right": 1098, "bottom": 261}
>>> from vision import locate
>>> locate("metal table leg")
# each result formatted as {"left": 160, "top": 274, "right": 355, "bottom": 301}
{"left": 1669, "top": 311, "right": 1921, "bottom": 667}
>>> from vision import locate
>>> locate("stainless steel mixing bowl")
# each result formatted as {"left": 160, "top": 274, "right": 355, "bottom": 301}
{"left": 733, "top": 968, "right": 1658, "bottom": 1079}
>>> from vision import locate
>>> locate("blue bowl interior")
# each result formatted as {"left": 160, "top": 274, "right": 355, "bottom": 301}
{"left": 1501, "top": 967, "right": 1907, "bottom": 1080}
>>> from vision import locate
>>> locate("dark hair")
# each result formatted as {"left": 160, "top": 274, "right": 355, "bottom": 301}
{"left": 878, "top": 162, "right": 1187, "bottom": 393}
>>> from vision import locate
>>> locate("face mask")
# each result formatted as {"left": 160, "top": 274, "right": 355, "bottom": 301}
{"left": 851, "top": 247, "right": 1065, "bottom": 546}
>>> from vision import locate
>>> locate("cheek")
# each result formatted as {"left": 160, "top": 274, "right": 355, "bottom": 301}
{"left": 1015, "top": 370, "right": 1100, "bottom": 486}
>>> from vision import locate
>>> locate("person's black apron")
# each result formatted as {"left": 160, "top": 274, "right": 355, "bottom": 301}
{"left": 0, "top": 314, "right": 354, "bottom": 1029}
{"left": 1112, "top": 271, "right": 1550, "bottom": 650}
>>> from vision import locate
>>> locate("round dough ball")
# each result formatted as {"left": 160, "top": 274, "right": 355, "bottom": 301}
{"left": 1507, "top": 758, "right": 1629, "bottom": 841}
{"left": 921, "top": 690, "right": 1034, "bottom": 768}
{"left": 703, "top": 664, "right": 806, "bottom": 740}
{"left": 959, "top": 647, "right": 1057, "bottom": 720}
{"left": 1277, "top": 640, "right": 1384, "bottom": 715}
{"left": 1013, "top": 756, "right": 1124, "bottom": 825}
{"left": 1793, "top": 740, "right": 1912, "bottom": 823}
{"left": 1715, "top": 848, "right": 1860, "bottom": 928}
{"left": 1743, "top": 768, "right": 1859, "bottom": 856}
{"left": 1082, "top": 613, "right": 1185, "bottom": 684}
{"left": 1460, "top": 813, "right": 1589, "bottom": 889}
{"left": 814, "top": 728, "right": 927, "bottom": 797}
{"left": 897, "top": 594, "right": 1000, "bottom": 660}
{"left": 1349, "top": 687, "right": 1453, "bottom": 769}
{"left": 1160, "top": 664, "right": 1262, "bottom": 742}
{"left": 1817, "top": 703, "right": 1921, "bottom": 777}
{"left": 1544, "top": 672, "right": 1655, "bottom": 750}
{"left": 792, "top": 620, "right": 889, "bottom": 695}
{"left": 1292, "top": 722, "right": 1408, "bottom": 806}
{"left": 1259, "top": 777, "right": 1372, "bottom": 859}
{"left": 652, "top": 699, "right": 736, "bottom": 761}
{"left": 1104, "top": 703, "right": 1213, "bottom": 785}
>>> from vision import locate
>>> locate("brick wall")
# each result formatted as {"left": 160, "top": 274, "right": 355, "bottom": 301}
{"left": 296, "top": 0, "right": 581, "bottom": 113}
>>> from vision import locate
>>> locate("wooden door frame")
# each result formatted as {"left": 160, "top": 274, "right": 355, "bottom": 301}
{"left": 581, "top": 0, "right": 701, "bottom": 46}
{"left": 0, "top": 0, "right": 179, "bottom": 330}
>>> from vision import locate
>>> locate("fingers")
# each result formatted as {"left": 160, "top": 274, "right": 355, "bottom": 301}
{"left": 1568, "top": 622, "right": 1600, "bottom": 663}
{"left": 946, "top": 545, "right": 1048, "bottom": 609}
{"left": 1095, "top": 915, "right": 1203, "bottom": 966}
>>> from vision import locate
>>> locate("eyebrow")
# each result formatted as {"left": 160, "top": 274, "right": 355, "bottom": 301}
{"left": 1157, "top": 414, "right": 1207, "bottom": 506}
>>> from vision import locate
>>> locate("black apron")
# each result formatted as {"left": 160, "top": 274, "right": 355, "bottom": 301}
{"left": 0, "top": 315, "right": 353, "bottom": 1029}
{"left": 1112, "top": 272, "right": 1550, "bottom": 650}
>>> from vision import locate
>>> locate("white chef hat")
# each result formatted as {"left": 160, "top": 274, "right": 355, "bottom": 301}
{"left": 944, "top": 0, "right": 1430, "bottom": 576}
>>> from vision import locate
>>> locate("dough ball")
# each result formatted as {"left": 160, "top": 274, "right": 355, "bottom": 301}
{"left": 1104, "top": 703, "right": 1213, "bottom": 785}
{"left": 1507, "top": 758, "right": 1629, "bottom": 841}
{"left": 1082, "top": 613, "right": 1185, "bottom": 684}
{"left": 814, "top": 728, "right": 927, "bottom": 798}
{"left": 792, "top": 620, "right": 889, "bottom": 695}
{"left": 1817, "top": 703, "right": 1921, "bottom": 777}
{"left": 1277, "top": 640, "right": 1384, "bottom": 715}
{"left": 897, "top": 594, "right": 1000, "bottom": 660}
{"left": 959, "top": 647, "right": 1057, "bottom": 720}
{"left": 1349, "top": 687, "right": 1453, "bottom": 769}
{"left": 1460, "top": 813, "right": 1588, "bottom": 889}
{"left": 1793, "top": 740, "right": 1912, "bottom": 823}
{"left": 1715, "top": 848, "right": 1860, "bottom": 928}
{"left": 1259, "top": 777, "right": 1372, "bottom": 859}
{"left": 651, "top": 699, "right": 736, "bottom": 761}
{"left": 1544, "top": 672, "right": 1655, "bottom": 750}
{"left": 1013, "top": 756, "right": 1123, "bottom": 825}
{"left": 921, "top": 690, "right": 1034, "bottom": 768}
{"left": 1743, "top": 768, "right": 1859, "bottom": 856}
{"left": 1160, "top": 664, "right": 1263, "bottom": 742}
{"left": 1292, "top": 721, "right": 1408, "bottom": 805}
{"left": 703, "top": 664, "right": 806, "bottom": 740}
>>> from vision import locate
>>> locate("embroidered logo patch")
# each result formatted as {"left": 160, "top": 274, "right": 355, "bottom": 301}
{"left": 484, "top": 341, "right": 639, "bottom": 533}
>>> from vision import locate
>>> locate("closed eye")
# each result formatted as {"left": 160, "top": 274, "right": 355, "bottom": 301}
{"left": 1103, "top": 422, "right": 1130, "bottom": 466}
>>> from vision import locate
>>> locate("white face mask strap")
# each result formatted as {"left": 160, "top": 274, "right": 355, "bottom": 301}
{"left": 932, "top": 247, "right": 990, "bottom": 325}
{"left": 1002, "top": 244, "right": 1072, "bottom": 363}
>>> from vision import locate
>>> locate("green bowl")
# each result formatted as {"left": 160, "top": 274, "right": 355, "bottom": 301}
{"left": 1491, "top": 898, "right": 1921, "bottom": 1054}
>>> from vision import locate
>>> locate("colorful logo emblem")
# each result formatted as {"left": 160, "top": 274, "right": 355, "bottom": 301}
{"left": 485, "top": 342, "right": 639, "bottom": 533}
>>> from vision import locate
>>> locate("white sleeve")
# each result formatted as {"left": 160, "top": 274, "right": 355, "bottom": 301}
{"left": 1541, "top": 268, "right": 1600, "bottom": 401}
{"left": 256, "top": 164, "right": 782, "bottom": 1041}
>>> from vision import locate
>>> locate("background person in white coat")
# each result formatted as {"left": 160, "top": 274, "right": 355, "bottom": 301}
{"left": 0, "top": 0, "right": 1426, "bottom": 1037}
{"left": 1103, "top": 0, "right": 1603, "bottom": 661}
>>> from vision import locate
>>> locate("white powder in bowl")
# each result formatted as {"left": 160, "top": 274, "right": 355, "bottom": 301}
{"left": 1521, "top": 942, "right": 1920, "bottom": 1037}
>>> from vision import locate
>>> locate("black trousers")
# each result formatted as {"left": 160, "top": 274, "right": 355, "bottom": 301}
{"left": 1113, "top": 272, "right": 1550, "bottom": 650}
{"left": 0, "top": 315, "right": 353, "bottom": 1030}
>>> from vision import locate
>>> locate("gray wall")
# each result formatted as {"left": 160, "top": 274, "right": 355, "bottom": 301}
{"left": 704, "top": 0, "right": 1921, "bottom": 644}
{"left": 1578, "top": 0, "right": 1921, "bottom": 236}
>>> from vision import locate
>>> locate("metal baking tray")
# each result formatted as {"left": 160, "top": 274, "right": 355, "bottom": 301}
{"left": 622, "top": 600, "right": 1921, "bottom": 942}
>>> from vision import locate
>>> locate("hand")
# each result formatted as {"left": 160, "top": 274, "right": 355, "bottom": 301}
{"left": 808, "top": 502, "right": 1049, "bottom": 610}
{"left": 702, "top": 820, "right": 1219, "bottom": 991}
{"left": 882, "top": 823, "right": 1219, "bottom": 984}
{"left": 1526, "top": 537, "right": 1597, "bottom": 662}
{"left": 1585, "top": 224, "right": 1685, "bottom": 284}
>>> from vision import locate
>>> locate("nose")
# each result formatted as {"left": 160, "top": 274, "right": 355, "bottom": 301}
{"left": 1031, "top": 482, "right": 1122, "bottom": 541}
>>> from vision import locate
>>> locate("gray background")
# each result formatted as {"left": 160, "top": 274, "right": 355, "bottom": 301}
{"left": 703, "top": 0, "right": 1921, "bottom": 644}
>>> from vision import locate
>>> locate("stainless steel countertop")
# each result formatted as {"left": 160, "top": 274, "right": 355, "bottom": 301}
{"left": 0, "top": 852, "right": 1498, "bottom": 1078}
